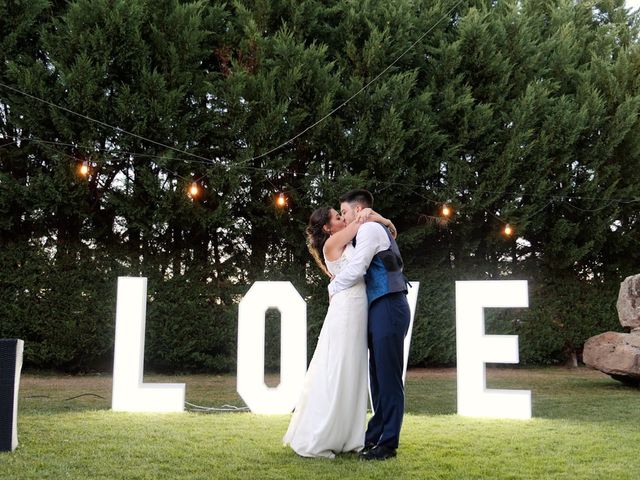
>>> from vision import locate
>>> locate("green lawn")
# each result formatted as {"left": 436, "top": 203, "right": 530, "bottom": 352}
{"left": 2, "top": 368, "right": 639, "bottom": 479}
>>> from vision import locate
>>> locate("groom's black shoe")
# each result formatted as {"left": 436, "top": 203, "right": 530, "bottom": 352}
{"left": 360, "top": 443, "right": 376, "bottom": 454}
{"left": 359, "top": 445, "right": 397, "bottom": 461}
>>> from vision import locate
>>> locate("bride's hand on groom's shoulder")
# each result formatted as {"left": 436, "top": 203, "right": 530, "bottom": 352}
{"left": 355, "top": 208, "right": 374, "bottom": 223}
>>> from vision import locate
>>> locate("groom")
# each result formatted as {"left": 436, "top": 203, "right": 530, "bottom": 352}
{"left": 328, "top": 189, "right": 410, "bottom": 461}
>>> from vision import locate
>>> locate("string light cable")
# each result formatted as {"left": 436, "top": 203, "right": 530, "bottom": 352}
{"left": 3, "top": 134, "right": 637, "bottom": 233}
{"left": 1, "top": 134, "right": 205, "bottom": 193}
{"left": 3, "top": 133, "right": 637, "bottom": 230}
{"left": 0, "top": 0, "right": 464, "bottom": 174}
{"left": 241, "top": 0, "right": 466, "bottom": 164}
{"left": 185, "top": 401, "right": 249, "bottom": 413}
{"left": 0, "top": 134, "right": 218, "bottom": 168}
{"left": 0, "top": 81, "right": 218, "bottom": 165}
{"left": 23, "top": 392, "right": 106, "bottom": 401}
{"left": 8, "top": 135, "right": 636, "bottom": 207}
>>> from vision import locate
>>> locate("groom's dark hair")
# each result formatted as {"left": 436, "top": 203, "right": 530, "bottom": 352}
{"left": 339, "top": 189, "right": 374, "bottom": 208}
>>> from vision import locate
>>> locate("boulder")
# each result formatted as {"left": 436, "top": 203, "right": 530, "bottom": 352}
{"left": 617, "top": 274, "right": 640, "bottom": 331}
{"left": 583, "top": 332, "right": 640, "bottom": 386}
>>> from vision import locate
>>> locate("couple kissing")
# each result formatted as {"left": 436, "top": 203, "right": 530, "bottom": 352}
{"left": 284, "top": 189, "right": 411, "bottom": 461}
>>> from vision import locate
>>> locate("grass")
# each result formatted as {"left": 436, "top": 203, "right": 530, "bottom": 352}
{"left": 2, "top": 367, "right": 640, "bottom": 479}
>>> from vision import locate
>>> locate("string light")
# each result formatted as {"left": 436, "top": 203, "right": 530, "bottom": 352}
{"left": 62, "top": 154, "right": 573, "bottom": 238}
{"left": 78, "top": 161, "right": 89, "bottom": 177}
{"left": 8, "top": 136, "right": 631, "bottom": 237}
{"left": 503, "top": 224, "right": 513, "bottom": 237}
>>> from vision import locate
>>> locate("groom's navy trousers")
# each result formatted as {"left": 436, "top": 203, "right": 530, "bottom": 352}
{"left": 365, "top": 291, "right": 411, "bottom": 449}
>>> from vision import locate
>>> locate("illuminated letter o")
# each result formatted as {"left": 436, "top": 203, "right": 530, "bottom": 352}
{"left": 237, "top": 282, "right": 307, "bottom": 414}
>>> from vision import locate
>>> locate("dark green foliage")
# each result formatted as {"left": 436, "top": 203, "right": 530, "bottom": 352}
{"left": 0, "top": 0, "right": 638, "bottom": 371}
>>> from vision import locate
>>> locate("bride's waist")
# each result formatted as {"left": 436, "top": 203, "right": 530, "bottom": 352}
{"left": 333, "top": 280, "right": 366, "bottom": 296}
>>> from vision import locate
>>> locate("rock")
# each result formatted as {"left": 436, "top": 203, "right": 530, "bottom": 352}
{"left": 617, "top": 274, "right": 640, "bottom": 330}
{"left": 583, "top": 331, "right": 640, "bottom": 385}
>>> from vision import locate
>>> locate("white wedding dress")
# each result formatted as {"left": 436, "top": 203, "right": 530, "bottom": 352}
{"left": 283, "top": 244, "right": 369, "bottom": 458}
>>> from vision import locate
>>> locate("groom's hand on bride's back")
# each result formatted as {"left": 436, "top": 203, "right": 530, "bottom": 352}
{"left": 328, "top": 274, "right": 335, "bottom": 302}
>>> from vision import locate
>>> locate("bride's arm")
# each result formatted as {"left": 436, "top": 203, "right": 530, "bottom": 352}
{"left": 358, "top": 209, "right": 397, "bottom": 239}
{"left": 323, "top": 220, "right": 361, "bottom": 262}
{"left": 323, "top": 208, "right": 395, "bottom": 261}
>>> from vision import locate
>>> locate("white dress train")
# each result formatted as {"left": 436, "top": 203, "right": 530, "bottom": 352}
{"left": 283, "top": 244, "right": 369, "bottom": 458}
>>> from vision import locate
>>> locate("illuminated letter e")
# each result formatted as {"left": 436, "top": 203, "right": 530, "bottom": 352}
{"left": 455, "top": 280, "right": 531, "bottom": 419}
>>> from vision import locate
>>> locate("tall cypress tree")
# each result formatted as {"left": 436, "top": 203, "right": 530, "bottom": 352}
{"left": 0, "top": 0, "right": 638, "bottom": 370}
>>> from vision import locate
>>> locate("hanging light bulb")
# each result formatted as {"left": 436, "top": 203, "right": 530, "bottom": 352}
{"left": 276, "top": 192, "right": 287, "bottom": 207}
{"left": 503, "top": 224, "right": 513, "bottom": 236}
{"left": 78, "top": 161, "right": 89, "bottom": 177}
{"left": 441, "top": 204, "right": 452, "bottom": 217}
{"left": 189, "top": 182, "right": 199, "bottom": 197}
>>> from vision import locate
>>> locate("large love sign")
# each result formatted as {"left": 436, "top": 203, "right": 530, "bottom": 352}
{"left": 111, "top": 277, "right": 531, "bottom": 419}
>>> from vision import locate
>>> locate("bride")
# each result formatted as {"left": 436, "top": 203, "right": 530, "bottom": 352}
{"left": 283, "top": 205, "right": 396, "bottom": 458}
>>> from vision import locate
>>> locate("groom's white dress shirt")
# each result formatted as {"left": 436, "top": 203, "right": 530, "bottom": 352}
{"left": 328, "top": 222, "right": 391, "bottom": 298}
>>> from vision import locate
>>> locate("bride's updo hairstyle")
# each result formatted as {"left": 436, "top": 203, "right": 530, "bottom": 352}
{"left": 306, "top": 207, "right": 332, "bottom": 278}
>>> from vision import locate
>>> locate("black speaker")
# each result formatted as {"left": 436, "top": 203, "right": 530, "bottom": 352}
{"left": 0, "top": 339, "right": 24, "bottom": 452}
